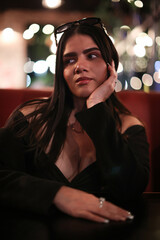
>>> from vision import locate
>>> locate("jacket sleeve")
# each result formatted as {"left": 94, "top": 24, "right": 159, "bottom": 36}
{"left": 76, "top": 102, "right": 150, "bottom": 203}
{"left": 0, "top": 127, "right": 63, "bottom": 215}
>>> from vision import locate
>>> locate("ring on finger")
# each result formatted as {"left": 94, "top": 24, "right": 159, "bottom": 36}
{"left": 99, "top": 197, "right": 106, "bottom": 208}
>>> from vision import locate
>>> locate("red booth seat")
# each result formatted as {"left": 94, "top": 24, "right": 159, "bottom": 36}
{"left": 0, "top": 88, "right": 160, "bottom": 192}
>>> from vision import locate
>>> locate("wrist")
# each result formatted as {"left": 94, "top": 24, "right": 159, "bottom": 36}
{"left": 86, "top": 99, "right": 104, "bottom": 108}
{"left": 53, "top": 186, "right": 66, "bottom": 205}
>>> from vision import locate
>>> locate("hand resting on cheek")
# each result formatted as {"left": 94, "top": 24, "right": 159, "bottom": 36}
{"left": 86, "top": 61, "right": 117, "bottom": 108}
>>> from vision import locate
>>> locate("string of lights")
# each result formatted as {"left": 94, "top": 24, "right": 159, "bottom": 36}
{"left": 0, "top": 0, "right": 159, "bottom": 90}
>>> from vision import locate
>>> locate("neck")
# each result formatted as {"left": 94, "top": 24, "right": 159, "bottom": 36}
{"left": 68, "top": 97, "right": 86, "bottom": 127}
{"left": 73, "top": 96, "right": 86, "bottom": 112}
{"left": 68, "top": 111, "right": 84, "bottom": 134}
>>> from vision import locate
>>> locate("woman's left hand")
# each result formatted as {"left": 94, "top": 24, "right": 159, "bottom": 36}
{"left": 53, "top": 186, "right": 133, "bottom": 223}
{"left": 86, "top": 61, "right": 117, "bottom": 108}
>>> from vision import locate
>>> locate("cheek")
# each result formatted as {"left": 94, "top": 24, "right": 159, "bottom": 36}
{"left": 63, "top": 69, "right": 70, "bottom": 85}
{"left": 63, "top": 68, "right": 74, "bottom": 90}
{"left": 63, "top": 69, "right": 68, "bottom": 81}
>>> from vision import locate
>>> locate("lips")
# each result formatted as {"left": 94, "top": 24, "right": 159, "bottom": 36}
{"left": 75, "top": 77, "right": 93, "bottom": 85}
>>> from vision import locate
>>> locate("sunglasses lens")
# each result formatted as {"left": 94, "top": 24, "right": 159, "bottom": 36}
{"left": 56, "top": 23, "right": 71, "bottom": 34}
{"left": 55, "top": 17, "right": 103, "bottom": 45}
{"left": 56, "top": 18, "right": 101, "bottom": 34}
{"left": 81, "top": 18, "right": 100, "bottom": 26}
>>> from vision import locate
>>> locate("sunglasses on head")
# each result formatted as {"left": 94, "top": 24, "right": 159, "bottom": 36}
{"left": 54, "top": 17, "right": 106, "bottom": 45}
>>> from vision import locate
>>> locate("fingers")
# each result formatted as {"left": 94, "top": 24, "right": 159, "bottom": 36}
{"left": 87, "top": 197, "right": 134, "bottom": 222}
{"left": 77, "top": 194, "right": 134, "bottom": 223}
{"left": 77, "top": 210, "right": 109, "bottom": 224}
{"left": 53, "top": 186, "right": 134, "bottom": 224}
{"left": 96, "top": 200, "right": 134, "bottom": 222}
{"left": 100, "top": 61, "right": 117, "bottom": 94}
{"left": 107, "top": 61, "right": 118, "bottom": 85}
{"left": 76, "top": 199, "right": 134, "bottom": 223}
{"left": 102, "top": 201, "right": 132, "bottom": 221}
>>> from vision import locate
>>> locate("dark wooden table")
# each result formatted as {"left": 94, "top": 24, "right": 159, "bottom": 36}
{"left": 1, "top": 193, "right": 160, "bottom": 240}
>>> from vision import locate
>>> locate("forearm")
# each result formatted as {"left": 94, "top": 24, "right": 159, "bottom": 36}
{"left": 76, "top": 102, "right": 150, "bottom": 201}
{"left": 0, "top": 127, "right": 63, "bottom": 215}
{"left": 0, "top": 169, "right": 63, "bottom": 215}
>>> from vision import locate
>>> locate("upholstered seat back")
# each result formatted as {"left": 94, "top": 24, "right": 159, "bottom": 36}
{"left": 1, "top": 89, "right": 160, "bottom": 192}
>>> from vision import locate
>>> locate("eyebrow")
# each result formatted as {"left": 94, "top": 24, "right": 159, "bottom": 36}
{"left": 63, "top": 47, "right": 100, "bottom": 58}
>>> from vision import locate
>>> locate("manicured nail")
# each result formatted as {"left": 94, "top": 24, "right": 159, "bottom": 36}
{"left": 127, "top": 212, "right": 134, "bottom": 220}
{"left": 104, "top": 219, "right": 109, "bottom": 223}
{"left": 128, "top": 215, "right": 134, "bottom": 220}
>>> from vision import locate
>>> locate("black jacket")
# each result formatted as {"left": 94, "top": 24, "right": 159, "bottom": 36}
{"left": 0, "top": 103, "right": 150, "bottom": 215}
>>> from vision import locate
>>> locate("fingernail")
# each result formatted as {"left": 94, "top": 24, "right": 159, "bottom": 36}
{"left": 128, "top": 214, "right": 134, "bottom": 220}
{"left": 127, "top": 212, "right": 134, "bottom": 220}
{"left": 104, "top": 219, "right": 109, "bottom": 223}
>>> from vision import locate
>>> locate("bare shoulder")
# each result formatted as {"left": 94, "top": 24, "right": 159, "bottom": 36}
{"left": 120, "top": 114, "right": 143, "bottom": 134}
{"left": 20, "top": 98, "right": 48, "bottom": 117}
{"left": 20, "top": 105, "right": 37, "bottom": 116}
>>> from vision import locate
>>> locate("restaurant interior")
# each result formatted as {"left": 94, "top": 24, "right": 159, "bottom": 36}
{"left": 0, "top": 0, "right": 159, "bottom": 91}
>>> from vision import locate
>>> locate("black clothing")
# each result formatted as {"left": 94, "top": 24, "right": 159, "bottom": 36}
{"left": 0, "top": 102, "right": 149, "bottom": 215}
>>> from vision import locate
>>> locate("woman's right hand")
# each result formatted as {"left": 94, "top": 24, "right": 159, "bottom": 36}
{"left": 86, "top": 61, "right": 117, "bottom": 109}
{"left": 53, "top": 186, "right": 134, "bottom": 223}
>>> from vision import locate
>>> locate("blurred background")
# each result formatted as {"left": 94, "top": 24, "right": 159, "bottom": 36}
{"left": 0, "top": 0, "right": 159, "bottom": 92}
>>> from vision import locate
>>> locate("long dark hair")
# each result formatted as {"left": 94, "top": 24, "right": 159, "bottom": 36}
{"left": 6, "top": 23, "right": 130, "bottom": 161}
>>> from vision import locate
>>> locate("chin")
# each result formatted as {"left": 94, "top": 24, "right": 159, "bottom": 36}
{"left": 76, "top": 92, "right": 91, "bottom": 99}
{"left": 75, "top": 88, "right": 95, "bottom": 98}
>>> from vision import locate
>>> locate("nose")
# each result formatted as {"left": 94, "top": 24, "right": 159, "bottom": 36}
{"left": 74, "top": 57, "right": 88, "bottom": 74}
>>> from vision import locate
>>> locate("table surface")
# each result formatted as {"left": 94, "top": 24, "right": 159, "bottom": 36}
{"left": 1, "top": 192, "right": 160, "bottom": 240}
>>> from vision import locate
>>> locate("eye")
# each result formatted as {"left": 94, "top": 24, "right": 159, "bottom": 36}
{"left": 87, "top": 53, "right": 97, "bottom": 59}
{"left": 63, "top": 58, "right": 76, "bottom": 66}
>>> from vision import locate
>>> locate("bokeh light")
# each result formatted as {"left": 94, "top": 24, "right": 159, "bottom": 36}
{"left": 130, "top": 77, "right": 142, "bottom": 90}
{"left": 155, "top": 61, "right": 160, "bottom": 72}
{"left": 46, "top": 54, "right": 56, "bottom": 74}
{"left": 29, "top": 24, "right": 40, "bottom": 34}
{"left": 142, "top": 74, "right": 153, "bottom": 87}
{"left": 134, "top": 44, "right": 146, "bottom": 57}
{"left": 1, "top": 28, "right": 16, "bottom": 43}
{"left": 117, "top": 62, "right": 123, "bottom": 73}
{"left": 153, "top": 71, "right": 160, "bottom": 83}
{"left": 156, "top": 36, "right": 160, "bottom": 46}
{"left": 26, "top": 75, "right": 32, "bottom": 87}
{"left": 42, "top": 0, "right": 62, "bottom": 8}
{"left": 115, "top": 79, "right": 122, "bottom": 92}
{"left": 33, "top": 60, "right": 48, "bottom": 74}
{"left": 24, "top": 60, "right": 34, "bottom": 73}
{"left": 42, "top": 24, "right": 54, "bottom": 35}
{"left": 23, "top": 29, "right": 34, "bottom": 40}
{"left": 134, "top": 0, "right": 143, "bottom": 8}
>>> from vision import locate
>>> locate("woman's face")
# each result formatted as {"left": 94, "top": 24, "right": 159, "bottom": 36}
{"left": 63, "top": 34, "right": 108, "bottom": 100}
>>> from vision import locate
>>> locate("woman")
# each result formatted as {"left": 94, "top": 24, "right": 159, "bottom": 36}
{"left": 0, "top": 17, "right": 149, "bottom": 223}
